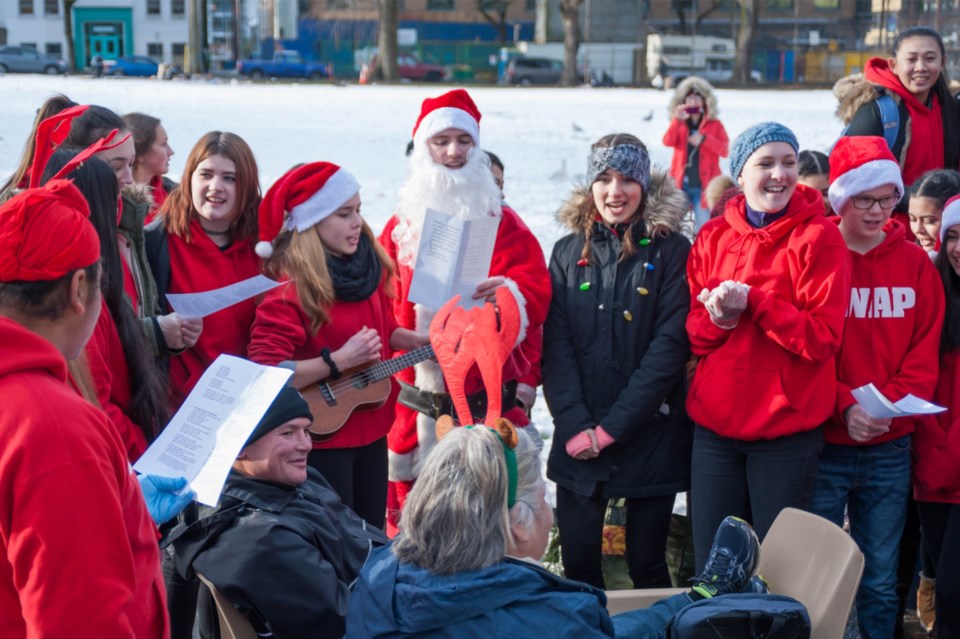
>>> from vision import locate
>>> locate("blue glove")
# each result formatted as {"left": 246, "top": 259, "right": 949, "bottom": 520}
{"left": 137, "top": 474, "right": 195, "bottom": 525}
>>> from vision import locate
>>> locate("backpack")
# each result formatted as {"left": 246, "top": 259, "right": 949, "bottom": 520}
{"left": 836, "top": 93, "right": 900, "bottom": 151}
{"left": 666, "top": 593, "right": 811, "bottom": 639}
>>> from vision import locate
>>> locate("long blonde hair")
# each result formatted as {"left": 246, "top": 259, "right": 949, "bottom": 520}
{"left": 263, "top": 221, "right": 395, "bottom": 334}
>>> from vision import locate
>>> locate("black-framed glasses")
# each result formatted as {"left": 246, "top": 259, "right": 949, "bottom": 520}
{"left": 850, "top": 192, "right": 901, "bottom": 210}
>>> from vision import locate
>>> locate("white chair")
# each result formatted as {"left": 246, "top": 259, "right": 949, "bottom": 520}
{"left": 605, "top": 508, "right": 865, "bottom": 639}
{"left": 195, "top": 572, "right": 258, "bottom": 639}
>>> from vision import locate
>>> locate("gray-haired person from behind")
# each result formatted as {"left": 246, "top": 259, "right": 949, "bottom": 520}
{"left": 345, "top": 421, "right": 763, "bottom": 639}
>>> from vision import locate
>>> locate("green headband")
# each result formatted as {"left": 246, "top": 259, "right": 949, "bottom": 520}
{"left": 466, "top": 425, "right": 518, "bottom": 508}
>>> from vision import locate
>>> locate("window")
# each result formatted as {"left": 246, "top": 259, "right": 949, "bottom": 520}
{"left": 21, "top": 43, "right": 38, "bottom": 51}
{"left": 427, "top": 0, "right": 454, "bottom": 10}
{"left": 766, "top": 0, "right": 793, "bottom": 8}
{"left": 44, "top": 0, "right": 58, "bottom": 15}
{"left": 19, "top": 0, "right": 34, "bottom": 16}
{"left": 172, "top": 42, "right": 185, "bottom": 65}
{"left": 813, "top": 0, "right": 839, "bottom": 6}
{"left": 147, "top": 42, "right": 163, "bottom": 58}
{"left": 147, "top": 0, "right": 160, "bottom": 15}
{"left": 526, "top": 0, "right": 536, "bottom": 10}
{"left": 45, "top": 42, "right": 62, "bottom": 57}
{"left": 171, "top": 0, "right": 185, "bottom": 15}
{"left": 327, "top": 0, "right": 350, "bottom": 8}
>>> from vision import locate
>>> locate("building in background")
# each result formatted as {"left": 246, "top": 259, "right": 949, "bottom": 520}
{"left": 0, "top": 0, "right": 188, "bottom": 70}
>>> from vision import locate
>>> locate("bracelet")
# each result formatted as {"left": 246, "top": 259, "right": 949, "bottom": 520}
{"left": 320, "top": 348, "right": 341, "bottom": 380}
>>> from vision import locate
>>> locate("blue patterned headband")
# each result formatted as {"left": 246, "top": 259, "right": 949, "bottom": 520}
{"left": 587, "top": 143, "right": 651, "bottom": 190}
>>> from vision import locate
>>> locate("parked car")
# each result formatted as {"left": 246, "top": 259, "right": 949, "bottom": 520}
{"left": 0, "top": 46, "right": 67, "bottom": 75}
{"left": 504, "top": 57, "right": 564, "bottom": 85}
{"left": 236, "top": 50, "right": 330, "bottom": 80}
{"left": 396, "top": 54, "right": 445, "bottom": 81}
{"left": 104, "top": 56, "right": 160, "bottom": 77}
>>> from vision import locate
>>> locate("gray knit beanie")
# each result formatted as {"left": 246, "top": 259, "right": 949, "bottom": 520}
{"left": 729, "top": 122, "right": 799, "bottom": 179}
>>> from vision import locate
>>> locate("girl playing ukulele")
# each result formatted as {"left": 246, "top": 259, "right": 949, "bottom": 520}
{"left": 248, "top": 162, "right": 427, "bottom": 528}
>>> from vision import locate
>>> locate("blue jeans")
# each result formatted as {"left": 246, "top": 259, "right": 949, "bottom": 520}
{"left": 611, "top": 593, "right": 692, "bottom": 639}
{"left": 681, "top": 185, "right": 708, "bottom": 230}
{"left": 808, "top": 436, "right": 912, "bottom": 639}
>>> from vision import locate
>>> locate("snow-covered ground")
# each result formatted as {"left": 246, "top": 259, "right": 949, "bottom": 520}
{"left": 0, "top": 75, "right": 843, "bottom": 506}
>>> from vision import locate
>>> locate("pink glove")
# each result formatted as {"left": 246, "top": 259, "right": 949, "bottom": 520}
{"left": 566, "top": 429, "right": 599, "bottom": 458}
{"left": 594, "top": 426, "right": 615, "bottom": 451}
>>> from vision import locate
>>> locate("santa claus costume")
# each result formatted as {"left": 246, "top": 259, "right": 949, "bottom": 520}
{"left": 379, "top": 89, "right": 551, "bottom": 532}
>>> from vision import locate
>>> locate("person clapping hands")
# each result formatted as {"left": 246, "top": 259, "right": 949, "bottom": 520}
{"left": 696, "top": 280, "right": 750, "bottom": 330}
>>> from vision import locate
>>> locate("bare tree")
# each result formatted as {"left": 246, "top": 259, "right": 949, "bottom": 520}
{"left": 671, "top": 0, "right": 724, "bottom": 35}
{"left": 376, "top": 0, "right": 399, "bottom": 81}
{"left": 559, "top": 0, "right": 582, "bottom": 87}
{"left": 62, "top": 0, "right": 78, "bottom": 70}
{"left": 477, "top": 1, "right": 512, "bottom": 44}
{"left": 733, "top": 0, "right": 759, "bottom": 86}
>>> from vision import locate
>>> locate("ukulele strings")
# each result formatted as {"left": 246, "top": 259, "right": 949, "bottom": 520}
{"left": 318, "top": 346, "right": 433, "bottom": 395}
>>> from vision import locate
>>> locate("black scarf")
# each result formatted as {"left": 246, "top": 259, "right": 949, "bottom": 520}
{"left": 327, "top": 233, "right": 382, "bottom": 302}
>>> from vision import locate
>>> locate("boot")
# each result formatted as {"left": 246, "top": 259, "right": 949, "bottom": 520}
{"left": 917, "top": 572, "right": 936, "bottom": 634}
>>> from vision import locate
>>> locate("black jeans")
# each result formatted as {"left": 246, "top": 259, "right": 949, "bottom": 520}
{"left": 307, "top": 437, "right": 388, "bottom": 529}
{"left": 918, "top": 501, "right": 960, "bottom": 639}
{"left": 556, "top": 484, "right": 675, "bottom": 589}
{"left": 690, "top": 425, "right": 822, "bottom": 571}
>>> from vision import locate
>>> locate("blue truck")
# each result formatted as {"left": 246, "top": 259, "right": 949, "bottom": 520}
{"left": 236, "top": 50, "right": 330, "bottom": 81}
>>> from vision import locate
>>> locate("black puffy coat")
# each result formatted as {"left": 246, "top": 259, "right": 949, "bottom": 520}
{"left": 543, "top": 171, "right": 693, "bottom": 499}
{"left": 165, "top": 468, "right": 387, "bottom": 639}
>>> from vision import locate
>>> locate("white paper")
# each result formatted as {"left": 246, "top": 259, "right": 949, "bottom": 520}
{"left": 407, "top": 208, "right": 500, "bottom": 310}
{"left": 166, "top": 275, "right": 282, "bottom": 319}
{"left": 850, "top": 383, "right": 946, "bottom": 419}
{"left": 133, "top": 354, "right": 292, "bottom": 506}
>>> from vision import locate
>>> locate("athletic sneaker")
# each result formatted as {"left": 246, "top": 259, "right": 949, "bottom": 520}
{"left": 742, "top": 574, "right": 769, "bottom": 594}
{"left": 691, "top": 516, "right": 760, "bottom": 599}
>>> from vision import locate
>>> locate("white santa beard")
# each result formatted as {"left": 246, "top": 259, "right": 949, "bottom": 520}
{"left": 392, "top": 145, "right": 504, "bottom": 266}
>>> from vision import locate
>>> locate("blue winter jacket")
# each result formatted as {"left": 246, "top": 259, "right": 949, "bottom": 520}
{"left": 344, "top": 544, "right": 615, "bottom": 638}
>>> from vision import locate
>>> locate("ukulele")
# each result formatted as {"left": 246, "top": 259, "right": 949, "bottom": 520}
{"left": 300, "top": 344, "right": 435, "bottom": 441}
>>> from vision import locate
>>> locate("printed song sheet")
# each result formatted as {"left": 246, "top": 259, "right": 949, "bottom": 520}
{"left": 133, "top": 354, "right": 292, "bottom": 506}
{"left": 166, "top": 275, "right": 281, "bottom": 319}
{"left": 407, "top": 208, "right": 500, "bottom": 310}
{"left": 851, "top": 383, "right": 946, "bottom": 419}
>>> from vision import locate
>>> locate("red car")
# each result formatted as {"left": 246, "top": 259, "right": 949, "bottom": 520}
{"left": 370, "top": 53, "right": 445, "bottom": 82}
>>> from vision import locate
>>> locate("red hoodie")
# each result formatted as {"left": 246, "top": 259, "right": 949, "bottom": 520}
{"left": 686, "top": 184, "right": 852, "bottom": 440}
{"left": 914, "top": 350, "right": 960, "bottom": 503}
{"left": 248, "top": 280, "right": 400, "bottom": 449}
{"left": 827, "top": 218, "right": 944, "bottom": 445}
{"left": 86, "top": 306, "right": 149, "bottom": 461}
{"left": 864, "top": 57, "right": 945, "bottom": 186}
{"left": 0, "top": 317, "right": 167, "bottom": 638}
{"left": 165, "top": 219, "right": 261, "bottom": 408}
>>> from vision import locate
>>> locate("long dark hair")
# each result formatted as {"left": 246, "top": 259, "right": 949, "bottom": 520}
{"left": 42, "top": 150, "right": 169, "bottom": 442}
{"left": 798, "top": 150, "right": 829, "bottom": 178}
{"left": 910, "top": 169, "right": 960, "bottom": 207}
{"left": 936, "top": 234, "right": 960, "bottom": 354}
{"left": 64, "top": 105, "right": 127, "bottom": 147}
{"left": 0, "top": 94, "right": 78, "bottom": 199}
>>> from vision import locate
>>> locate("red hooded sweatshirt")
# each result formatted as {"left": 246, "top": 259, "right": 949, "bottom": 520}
{"left": 914, "top": 350, "right": 960, "bottom": 503}
{"left": 0, "top": 317, "right": 168, "bottom": 639}
{"left": 864, "top": 57, "right": 945, "bottom": 187}
{"left": 86, "top": 306, "right": 149, "bottom": 461}
{"left": 165, "top": 218, "right": 261, "bottom": 408}
{"left": 248, "top": 280, "right": 400, "bottom": 449}
{"left": 686, "top": 184, "right": 852, "bottom": 440}
{"left": 827, "top": 218, "right": 944, "bottom": 445}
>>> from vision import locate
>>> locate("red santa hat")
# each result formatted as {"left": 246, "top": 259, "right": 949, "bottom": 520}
{"left": 940, "top": 194, "right": 960, "bottom": 243}
{"left": 0, "top": 179, "right": 99, "bottom": 282}
{"left": 255, "top": 161, "right": 360, "bottom": 258}
{"left": 412, "top": 89, "right": 481, "bottom": 148}
{"left": 828, "top": 136, "right": 904, "bottom": 214}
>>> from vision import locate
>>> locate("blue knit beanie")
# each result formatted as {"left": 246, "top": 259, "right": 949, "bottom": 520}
{"left": 729, "top": 122, "right": 799, "bottom": 179}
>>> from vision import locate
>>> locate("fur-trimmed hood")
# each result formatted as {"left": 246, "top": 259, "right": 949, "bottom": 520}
{"left": 556, "top": 168, "right": 689, "bottom": 238}
{"left": 834, "top": 72, "right": 890, "bottom": 125}
{"left": 668, "top": 76, "right": 719, "bottom": 118}
{"left": 122, "top": 182, "right": 155, "bottom": 207}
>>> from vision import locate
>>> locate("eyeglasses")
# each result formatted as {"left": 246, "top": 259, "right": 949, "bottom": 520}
{"left": 850, "top": 192, "right": 901, "bottom": 210}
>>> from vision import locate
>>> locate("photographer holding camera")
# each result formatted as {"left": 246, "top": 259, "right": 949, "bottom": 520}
{"left": 663, "top": 77, "right": 730, "bottom": 231}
